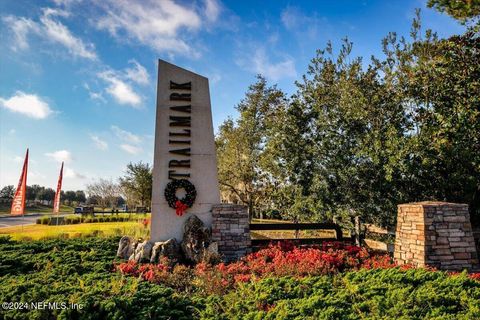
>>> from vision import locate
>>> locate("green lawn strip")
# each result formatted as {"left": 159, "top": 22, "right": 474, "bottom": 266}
{"left": 0, "top": 222, "right": 149, "bottom": 240}
{"left": 0, "top": 203, "right": 74, "bottom": 215}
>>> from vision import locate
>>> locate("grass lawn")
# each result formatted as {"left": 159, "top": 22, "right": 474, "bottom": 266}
{"left": 251, "top": 218, "right": 292, "bottom": 223}
{"left": 0, "top": 221, "right": 149, "bottom": 240}
{"left": 1, "top": 216, "right": 346, "bottom": 241}
{"left": 251, "top": 229, "right": 337, "bottom": 239}
{"left": 250, "top": 218, "right": 349, "bottom": 240}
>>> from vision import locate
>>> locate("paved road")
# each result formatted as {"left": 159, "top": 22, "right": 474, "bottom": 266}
{"left": 0, "top": 214, "right": 68, "bottom": 228}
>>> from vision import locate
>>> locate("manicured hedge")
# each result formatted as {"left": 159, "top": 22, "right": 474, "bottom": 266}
{"left": 36, "top": 214, "right": 149, "bottom": 225}
{"left": 0, "top": 236, "right": 195, "bottom": 320}
{"left": 197, "top": 269, "right": 480, "bottom": 319}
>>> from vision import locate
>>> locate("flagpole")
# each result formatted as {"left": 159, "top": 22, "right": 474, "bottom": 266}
{"left": 23, "top": 149, "right": 27, "bottom": 233}
{"left": 24, "top": 149, "right": 28, "bottom": 233}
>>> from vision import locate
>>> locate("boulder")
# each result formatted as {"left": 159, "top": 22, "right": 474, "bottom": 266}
{"left": 181, "top": 215, "right": 212, "bottom": 263}
{"left": 116, "top": 236, "right": 137, "bottom": 259}
{"left": 207, "top": 241, "right": 218, "bottom": 254}
{"left": 203, "top": 241, "right": 221, "bottom": 264}
{"left": 129, "top": 240, "right": 153, "bottom": 263}
{"left": 150, "top": 238, "right": 182, "bottom": 263}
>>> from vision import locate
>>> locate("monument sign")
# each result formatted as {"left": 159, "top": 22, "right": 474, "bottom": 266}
{"left": 151, "top": 60, "right": 220, "bottom": 242}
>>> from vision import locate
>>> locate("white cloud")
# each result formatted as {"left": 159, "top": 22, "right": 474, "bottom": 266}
{"left": 241, "top": 48, "right": 297, "bottom": 81}
{"left": 98, "top": 71, "right": 142, "bottom": 107}
{"left": 120, "top": 144, "right": 142, "bottom": 155}
{"left": 13, "top": 155, "right": 36, "bottom": 166}
{"left": 89, "top": 91, "right": 106, "bottom": 102}
{"left": 268, "top": 32, "right": 279, "bottom": 44}
{"left": 209, "top": 72, "right": 221, "bottom": 85}
{"left": 111, "top": 125, "right": 143, "bottom": 155}
{"left": 64, "top": 167, "right": 86, "bottom": 179}
{"left": 280, "top": 6, "right": 330, "bottom": 41}
{"left": 52, "top": 0, "right": 82, "bottom": 7}
{"left": 111, "top": 125, "right": 142, "bottom": 144}
{"left": 90, "top": 135, "right": 108, "bottom": 150}
{"left": 83, "top": 83, "right": 106, "bottom": 103}
{"left": 45, "top": 150, "right": 72, "bottom": 163}
{"left": 125, "top": 60, "right": 150, "bottom": 85}
{"left": 95, "top": 0, "right": 202, "bottom": 57}
{"left": 13, "top": 156, "right": 24, "bottom": 163}
{"left": 2, "top": 15, "right": 39, "bottom": 51}
{"left": 40, "top": 8, "right": 97, "bottom": 60}
{"left": 0, "top": 91, "right": 53, "bottom": 119}
{"left": 281, "top": 6, "right": 302, "bottom": 30}
{"left": 205, "top": 0, "right": 221, "bottom": 22}
{"left": 95, "top": 61, "right": 148, "bottom": 106}
{"left": 8, "top": 129, "right": 16, "bottom": 135}
{"left": 29, "top": 171, "right": 46, "bottom": 180}
{"left": 2, "top": 8, "right": 96, "bottom": 60}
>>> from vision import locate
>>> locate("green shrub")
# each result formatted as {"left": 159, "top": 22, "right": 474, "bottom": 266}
{"left": 36, "top": 216, "right": 50, "bottom": 225}
{"left": 0, "top": 237, "right": 197, "bottom": 319}
{"left": 35, "top": 213, "right": 150, "bottom": 226}
{"left": 64, "top": 215, "right": 81, "bottom": 225}
{"left": 4, "top": 237, "right": 479, "bottom": 319}
{"left": 198, "top": 269, "right": 480, "bottom": 319}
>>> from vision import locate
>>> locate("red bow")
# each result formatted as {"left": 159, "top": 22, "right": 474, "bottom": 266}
{"left": 175, "top": 200, "right": 188, "bottom": 216}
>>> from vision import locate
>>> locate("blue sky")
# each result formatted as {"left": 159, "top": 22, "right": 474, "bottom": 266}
{"left": 0, "top": 0, "right": 465, "bottom": 191}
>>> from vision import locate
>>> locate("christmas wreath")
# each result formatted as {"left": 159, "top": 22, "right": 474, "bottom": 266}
{"left": 164, "top": 179, "right": 196, "bottom": 216}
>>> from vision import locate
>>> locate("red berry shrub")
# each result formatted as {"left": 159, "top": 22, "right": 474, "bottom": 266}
{"left": 117, "top": 242, "right": 397, "bottom": 294}
{"left": 469, "top": 273, "right": 480, "bottom": 281}
{"left": 116, "top": 241, "right": 480, "bottom": 295}
{"left": 192, "top": 242, "right": 397, "bottom": 294}
{"left": 115, "top": 256, "right": 195, "bottom": 292}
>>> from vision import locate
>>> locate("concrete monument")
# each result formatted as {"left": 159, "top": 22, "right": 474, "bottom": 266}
{"left": 151, "top": 60, "right": 220, "bottom": 242}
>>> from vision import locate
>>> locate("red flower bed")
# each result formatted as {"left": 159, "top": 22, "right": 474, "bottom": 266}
{"left": 116, "top": 241, "right": 480, "bottom": 295}
{"left": 192, "top": 242, "right": 397, "bottom": 293}
{"left": 116, "top": 242, "right": 396, "bottom": 294}
{"left": 469, "top": 273, "right": 480, "bottom": 280}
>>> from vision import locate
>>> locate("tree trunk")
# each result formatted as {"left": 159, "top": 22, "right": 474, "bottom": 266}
{"left": 248, "top": 200, "right": 254, "bottom": 221}
{"left": 354, "top": 216, "right": 361, "bottom": 246}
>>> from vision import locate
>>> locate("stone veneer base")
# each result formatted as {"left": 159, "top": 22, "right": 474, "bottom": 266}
{"left": 394, "top": 202, "right": 479, "bottom": 271}
{"left": 211, "top": 204, "right": 251, "bottom": 262}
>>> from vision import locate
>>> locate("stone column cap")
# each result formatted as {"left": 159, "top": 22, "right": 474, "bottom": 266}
{"left": 399, "top": 201, "right": 468, "bottom": 207}
{"left": 212, "top": 204, "right": 248, "bottom": 210}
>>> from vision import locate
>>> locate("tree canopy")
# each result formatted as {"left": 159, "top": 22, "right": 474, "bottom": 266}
{"left": 119, "top": 161, "right": 152, "bottom": 208}
{"left": 216, "top": 11, "right": 480, "bottom": 227}
{"left": 427, "top": 0, "right": 480, "bottom": 22}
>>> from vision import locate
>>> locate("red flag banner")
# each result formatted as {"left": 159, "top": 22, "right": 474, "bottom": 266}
{"left": 11, "top": 148, "right": 29, "bottom": 215}
{"left": 53, "top": 162, "right": 64, "bottom": 213}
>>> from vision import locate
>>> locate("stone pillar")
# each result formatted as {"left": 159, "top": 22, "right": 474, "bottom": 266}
{"left": 395, "top": 201, "right": 479, "bottom": 271}
{"left": 211, "top": 204, "right": 251, "bottom": 262}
